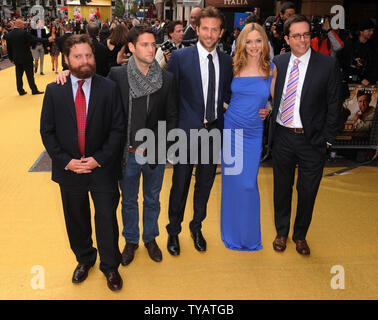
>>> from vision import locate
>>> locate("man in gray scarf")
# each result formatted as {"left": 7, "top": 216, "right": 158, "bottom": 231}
{"left": 108, "top": 25, "right": 178, "bottom": 266}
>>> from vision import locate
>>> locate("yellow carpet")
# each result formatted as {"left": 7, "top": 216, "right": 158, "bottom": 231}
{"left": 0, "top": 58, "right": 377, "bottom": 300}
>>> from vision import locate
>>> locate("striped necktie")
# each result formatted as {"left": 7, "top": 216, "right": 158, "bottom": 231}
{"left": 281, "top": 58, "right": 300, "bottom": 126}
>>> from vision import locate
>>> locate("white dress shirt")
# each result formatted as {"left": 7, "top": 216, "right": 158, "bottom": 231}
{"left": 276, "top": 48, "right": 311, "bottom": 128}
{"left": 70, "top": 74, "right": 92, "bottom": 114}
{"left": 197, "top": 41, "right": 220, "bottom": 123}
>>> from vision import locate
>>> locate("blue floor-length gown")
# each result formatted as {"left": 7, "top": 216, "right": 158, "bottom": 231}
{"left": 221, "top": 65, "right": 273, "bottom": 251}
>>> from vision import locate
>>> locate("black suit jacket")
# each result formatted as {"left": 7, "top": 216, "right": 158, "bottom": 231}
{"left": 91, "top": 36, "right": 110, "bottom": 77}
{"left": 108, "top": 65, "right": 178, "bottom": 167}
{"left": 56, "top": 32, "right": 73, "bottom": 70}
{"left": 270, "top": 49, "right": 342, "bottom": 153}
{"left": 40, "top": 74, "right": 126, "bottom": 186}
{"left": 183, "top": 25, "right": 196, "bottom": 42}
{"left": 4, "top": 28, "right": 34, "bottom": 64}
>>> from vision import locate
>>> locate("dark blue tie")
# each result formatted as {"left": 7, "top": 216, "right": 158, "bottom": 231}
{"left": 206, "top": 53, "right": 216, "bottom": 124}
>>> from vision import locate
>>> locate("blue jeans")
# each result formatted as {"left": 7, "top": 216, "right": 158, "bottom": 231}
{"left": 120, "top": 152, "right": 165, "bottom": 244}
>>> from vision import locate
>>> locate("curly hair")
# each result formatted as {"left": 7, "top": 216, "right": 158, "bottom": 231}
{"left": 233, "top": 23, "right": 271, "bottom": 80}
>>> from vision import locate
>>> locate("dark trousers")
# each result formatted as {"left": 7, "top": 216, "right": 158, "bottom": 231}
{"left": 15, "top": 62, "right": 38, "bottom": 94}
{"left": 272, "top": 124, "right": 325, "bottom": 240}
{"left": 59, "top": 183, "right": 121, "bottom": 274}
{"left": 166, "top": 123, "right": 220, "bottom": 235}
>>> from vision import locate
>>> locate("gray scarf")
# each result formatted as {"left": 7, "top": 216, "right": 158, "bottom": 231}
{"left": 127, "top": 55, "right": 163, "bottom": 98}
{"left": 122, "top": 56, "right": 163, "bottom": 168}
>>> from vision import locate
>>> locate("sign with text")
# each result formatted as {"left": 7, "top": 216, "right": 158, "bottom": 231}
{"left": 205, "top": 0, "right": 262, "bottom": 8}
{"left": 337, "top": 85, "right": 378, "bottom": 145}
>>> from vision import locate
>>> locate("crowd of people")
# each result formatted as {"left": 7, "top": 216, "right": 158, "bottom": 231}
{"left": 1, "top": 4, "right": 377, "bottom": 292}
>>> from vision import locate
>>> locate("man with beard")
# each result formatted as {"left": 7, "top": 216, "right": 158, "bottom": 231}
{"left": 40, "top": 34, "right": 126, "bottom": 291}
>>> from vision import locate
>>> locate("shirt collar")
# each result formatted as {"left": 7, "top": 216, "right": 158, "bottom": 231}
{"left": 290, "top": 48, "right": 311, "bottom": 66}
{"left": 70, "top": 73, "right": 92, "bottom": 86}
{"left": 197, "top": 41, "right": 217, "bottom": 60}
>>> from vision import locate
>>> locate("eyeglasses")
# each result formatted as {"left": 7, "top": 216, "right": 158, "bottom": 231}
{"left": 288, "top": 32, "right": 311, "bottom": 40}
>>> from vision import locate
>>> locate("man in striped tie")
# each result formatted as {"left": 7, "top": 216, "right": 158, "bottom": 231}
{"left": 269, "top": 15, "right": 341, "bottom": 256}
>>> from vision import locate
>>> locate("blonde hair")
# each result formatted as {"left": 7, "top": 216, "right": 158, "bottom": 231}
{"left": 233, "top": 23, "right": 271, "bottom": 79}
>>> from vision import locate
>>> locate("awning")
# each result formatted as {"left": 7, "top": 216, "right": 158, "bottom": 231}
{"left": 205, "top": 0, "right": 263, "bottom": 8}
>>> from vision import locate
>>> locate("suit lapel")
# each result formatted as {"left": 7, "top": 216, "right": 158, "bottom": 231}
{"left": 275, "top": 53, "right": 290, "bottom": 107}
{"left": 86, "top": 74, "right": 98, "bottom": 128}
{"left": 192, "top": 46, "right": 205, "bottom": 113}
{"left": 64, "top": 76, "right": 76, "bottom": 121}
{"left": 118, "top": 65, "right": 130, "bottom": 115}
{"left": 300, "top": 49, "right": 316, "bottom": 105}
{"left": 216, "top": 48, "right": 224, "bottom": 110}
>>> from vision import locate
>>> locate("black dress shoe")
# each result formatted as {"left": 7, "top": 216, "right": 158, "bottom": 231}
{"left": 19, "top": 91, "right": 27, "bottom": 96}
{"left": 40, "top": 72, "right": 45, "bottom": 75}
{"left": 72, "top": 263, "right": 93, "bottom": 283}
{"left": 145, "top": 239, "right": 162, "bottom": 262}
{"left": 105, "top": 271, "right": 123, "bottom": 291}
{"left": 32, "top": 90, "right": 44, "bottom": 95}
{"left": 167, "top": 235, "right": 180, "bottom": 256}
{"left": 191, "top": 230, "right": 207, "bottom": 252}
{"left": 121, "top": 242, "right": 138, "bottom": 266}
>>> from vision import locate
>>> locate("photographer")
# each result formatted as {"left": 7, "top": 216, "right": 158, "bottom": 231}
{"left": 310, "top": 15, "right": 344, "bottom": 57}
{"left": 155, "top": 20, "right": 184, "bottom": 69}
{"left": 339, "top": 19, "right": 377, "bottom": 85}
{"left": 264, "top": 1, "right": 296, "bottom": 55}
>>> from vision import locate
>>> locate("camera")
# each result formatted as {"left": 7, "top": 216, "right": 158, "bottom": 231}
{"left": 311, "top": 16, "right": 325, "bottom": 38}
{"left": 264, "top": 17, "right": 284, "bottom": 37}
{"left": 348, "top": 56, "right": 367, "bottom": 83}
{"left": 160, "top": 40, "right": 177, "bottom": 53}
{"left": 274, "top": 19, "right": 284, "bottom": 36}
{"left": 181, "top": 38, "right": 197, "bottom": 47}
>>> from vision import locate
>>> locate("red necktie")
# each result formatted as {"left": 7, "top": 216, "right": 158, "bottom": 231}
{"left": 75, "top": 80, "right": 86, "bottom": 156}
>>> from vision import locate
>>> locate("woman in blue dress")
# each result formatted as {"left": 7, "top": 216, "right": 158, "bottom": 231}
{"left": 221, "top": 22, "right": 277, "bottom": 251}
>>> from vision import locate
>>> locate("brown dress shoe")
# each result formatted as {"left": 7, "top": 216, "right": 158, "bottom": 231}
{"left": 105, "top": 271, "right": 123, "bottom": 291}
{"left": 72, "top": 263, "right": 93, "bottom": 283}
{"left": 293, "top": 238, "right": 310, "bottom": 255}
{"left": 121, "top": 242, "right": 139, "bottom": 266}
{"left": 273, "top": 235, "right": 288, "bottom": 252}
{"left": 145, "top": 239, "right": 162, "bottom": 262}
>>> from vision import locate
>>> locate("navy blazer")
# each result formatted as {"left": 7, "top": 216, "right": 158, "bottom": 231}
{"left": 166, "top": 45, "right": 233, "bottom": 135}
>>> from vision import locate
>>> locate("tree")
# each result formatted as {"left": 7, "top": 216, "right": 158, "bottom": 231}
{"left": 114, "top": 0, "right": 125, "bottom": 18}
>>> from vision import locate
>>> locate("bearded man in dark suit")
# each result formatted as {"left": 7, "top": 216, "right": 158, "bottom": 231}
{"left": 40, "top": 34, "right": 125, "bottom": 291}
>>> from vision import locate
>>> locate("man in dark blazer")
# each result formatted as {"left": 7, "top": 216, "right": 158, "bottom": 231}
{"left": 4, "top": 19, "right": 43, "bottom": 95}
{"left": 56, "top": 23, "right": 73, "bottom": 70}
{"left": 107, "top": 25, "right": 178, "bottom": 267}
{"left": 86, "top": 22, "right": 109, "bottom": 77}
{"left": 270, "top": 15, "right": 341, "bottom": 256}
{"left": 182, "top": 7, "right": 201, "bottom": 46}
{"left": 165, "top": 7, "right": 233, "bottom": 256}
{"left": 40, "top": 34, "right": 125, "bottom": 291}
